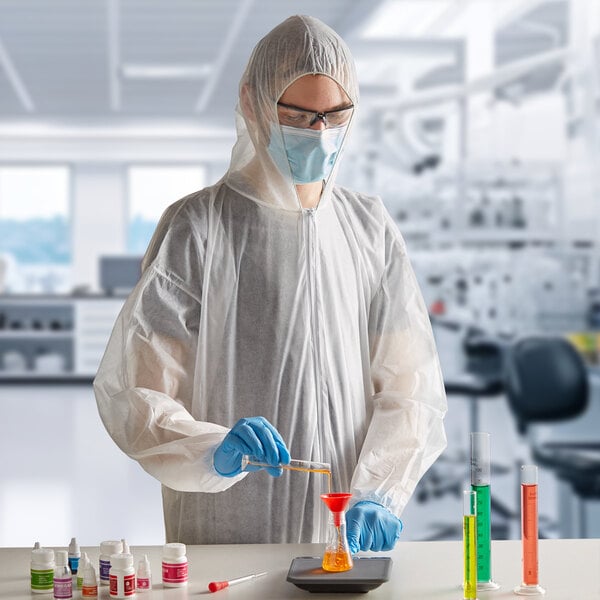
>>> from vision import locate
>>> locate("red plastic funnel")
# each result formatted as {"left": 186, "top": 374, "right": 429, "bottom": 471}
{"left": 321, "top": 493, "right": 352, "bottom": 513}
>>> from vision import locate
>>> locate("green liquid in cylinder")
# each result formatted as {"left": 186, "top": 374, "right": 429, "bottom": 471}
{"left": 472, "top": 484, "right": 491, "bottom": 582}
{"left": 463, "top": 515, "right": 477, "bottom": 599}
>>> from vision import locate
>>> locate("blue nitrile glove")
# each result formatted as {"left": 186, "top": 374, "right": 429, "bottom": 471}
{"left": 213, "top": 416, "right": 290, "bottom": 477}
{"left": 346, "top": 501, "right": 403, "bottom": 553}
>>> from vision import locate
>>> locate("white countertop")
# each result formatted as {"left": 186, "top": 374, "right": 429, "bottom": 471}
{"left": 3, "top": 539, "right": 600, "bottom": 599}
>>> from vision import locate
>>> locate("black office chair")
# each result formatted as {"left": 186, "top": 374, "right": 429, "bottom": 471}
{"left": 504, "top": 335, "right": 600, "bottom": 537}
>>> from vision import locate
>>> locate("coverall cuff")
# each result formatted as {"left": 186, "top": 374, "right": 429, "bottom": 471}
{"left": 348, "top": 492, "right": 401, "bottom": 519}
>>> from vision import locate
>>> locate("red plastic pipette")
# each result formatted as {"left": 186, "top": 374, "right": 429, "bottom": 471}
{"left": 208, "top": 571, "right": 267, "bottom": 593}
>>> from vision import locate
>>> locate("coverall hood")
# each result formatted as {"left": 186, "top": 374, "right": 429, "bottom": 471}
{"left": 225, "top": 15, "right": 359, "bottom": 211}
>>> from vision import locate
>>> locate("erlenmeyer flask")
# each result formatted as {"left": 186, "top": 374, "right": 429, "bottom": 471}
{"left": 320, "top": 493, "right": 353, "bottom": 572}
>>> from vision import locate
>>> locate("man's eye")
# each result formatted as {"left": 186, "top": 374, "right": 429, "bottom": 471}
{"left": 283, "top": 112, "right": 306, "bottom": 123}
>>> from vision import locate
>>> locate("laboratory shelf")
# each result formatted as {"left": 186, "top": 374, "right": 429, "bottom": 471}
{"left": 0, "top": 295, "right": 123, "bottom": 382}
{"left": 0, "top": 331, "right": 73, "bottom": 339}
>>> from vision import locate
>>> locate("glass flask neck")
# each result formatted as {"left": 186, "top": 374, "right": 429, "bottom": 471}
{"left": 329, "top": 511, "right": 346, "bottom": 528}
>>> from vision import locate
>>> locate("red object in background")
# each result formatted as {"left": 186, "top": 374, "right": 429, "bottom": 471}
{"left": 430, "top": 299, "right": 446, "bottom": 315}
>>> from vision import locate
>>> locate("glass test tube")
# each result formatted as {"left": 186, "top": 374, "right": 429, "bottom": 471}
{"left": 463, "top": 490, "right": 478, "bottom": 600}
{"left": 514, "top": 465, "right": 545, "bottom": 596}
{"left": 470, "top": 432, "right": 499, "bottom": 591}
{"left": 241, "top": 456, "right": 331, "bottom": 474}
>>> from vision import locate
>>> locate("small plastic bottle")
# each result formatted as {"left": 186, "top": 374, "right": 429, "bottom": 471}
{"left": 162, "top": 543, "right": 188, "bottom": 587}
{"left": 76, "top": 552, "right": 90, "bottom": 590}
{"left": 53, "top": 550, "right": 72, "bottom": 600}
{"left": 136, "top": 555, "right": 152, "bottom": 592}
{"left": 109, "top": 553, "right": 136, "bottom": 598}
{"left": 81, "top": 563, "right": 98, "bottom": 598}
{"left": 31, "top": 547, "right": 55, "bottom": 594}
{"left": 99, "top": 540, "right": 123, "bottom": 586}
{"left": 67, "top": 537, "right": 80, "bottom": 574}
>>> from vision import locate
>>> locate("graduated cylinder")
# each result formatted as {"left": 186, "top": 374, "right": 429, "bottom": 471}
{"left": 514, "top": 465, "right": 545, "bottom": 596}
{"left": 463, "top": 490, "right": 478, "bottom": 600}
{"left": 470, "top": 432, "right": 499, "bottom": 590}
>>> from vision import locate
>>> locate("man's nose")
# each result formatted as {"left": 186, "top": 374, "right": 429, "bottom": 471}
{"left": 309, "top": 117, "right": 327, "bottom": 131}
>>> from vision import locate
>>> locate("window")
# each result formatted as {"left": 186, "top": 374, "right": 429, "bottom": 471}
{"left": 0, "top": 166, "right": 70, "bottom": 293}
{"left": 128, "top": 166, "right": 206, "bottom": 254}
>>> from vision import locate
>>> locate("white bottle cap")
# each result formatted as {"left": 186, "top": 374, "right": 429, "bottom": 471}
{"left": 55, "top": 550, "right": 68, "bottom": 567}
{"left": 137, "top": 554, "right": 151, "bottom": 574}
{"left": 121, "top": 538, "right": 130, "bottom": 554}
{"left": 33, "top": 541, "right": 41, "bottom": 550}
{"left": 68, "top": 537, "right": 80, "bottom": 555}
{"left": 31, "top": 548, "right": 54, "bottom": 563}
{"left": 111, "top": 553, "right": 134, "bottom": 569}
{"left": 521, "top": 464, "right": 538, "bottom": 485}
{"left": 100, "top": 540, "right": 123, "bottom": 555}
{"left": 163, "top": 543, "right": 186, "bottom": 559}
{"left": 83, "top": 563, "right": 97, "bottom": 585}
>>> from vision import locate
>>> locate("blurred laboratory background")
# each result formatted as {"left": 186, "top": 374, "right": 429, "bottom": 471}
{"left": 1, "top": 0, "right": 600, "bottom": 547}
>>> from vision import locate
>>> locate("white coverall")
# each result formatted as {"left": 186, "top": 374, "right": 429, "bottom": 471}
{"left": 94, "top": 15, "right": 447, "bottom": 544}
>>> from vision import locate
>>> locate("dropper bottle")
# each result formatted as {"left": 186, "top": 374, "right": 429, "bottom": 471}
{"left": 136, "top": 554, "right": 152, "bottom": 591}
{"left": 81, "top": 562, "right": 98, "bottom": 598}
{"left": 76, "top": 552, "right": 90, "bottom": 590}
{"left": 53, "top": 550, "right": 73, "bottom": 599}
{"left": 67, "top": 537, "right": 80, "bottom": 575}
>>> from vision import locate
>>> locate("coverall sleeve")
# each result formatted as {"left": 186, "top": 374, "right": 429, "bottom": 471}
{"left": 350, "top": 209, "right": 448, "bottom": 516}
{"left": 93, "top": 202, "right": 244, "bottom": 493}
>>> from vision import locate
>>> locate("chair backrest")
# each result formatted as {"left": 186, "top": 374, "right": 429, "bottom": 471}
{"left": 504, "top": 336, "right": 589, "bottom": 434}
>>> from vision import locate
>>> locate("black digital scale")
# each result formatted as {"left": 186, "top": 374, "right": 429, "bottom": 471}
{"left": 286, "top": 556, "right": 392, "bottom": 593}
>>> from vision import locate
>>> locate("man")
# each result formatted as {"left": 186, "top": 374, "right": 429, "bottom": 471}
{"left": 94, "top": 15, "right": 447, "bottom": 552}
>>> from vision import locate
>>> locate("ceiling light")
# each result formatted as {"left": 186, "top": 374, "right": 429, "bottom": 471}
{"left": 121, "top": 64, "right": 213, "bottom": 81}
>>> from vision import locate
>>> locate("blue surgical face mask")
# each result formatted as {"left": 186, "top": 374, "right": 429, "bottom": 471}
{"left": 267, "top": 123, "right": 347, "bottom": 184}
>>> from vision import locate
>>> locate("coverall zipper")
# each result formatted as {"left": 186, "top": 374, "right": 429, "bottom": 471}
{"left": 304, "top": 208, "right": 327, "bottom": 540}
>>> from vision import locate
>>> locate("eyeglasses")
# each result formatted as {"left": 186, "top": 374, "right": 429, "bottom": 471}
{"left": 276, "top": 101, "right": 354, "bottom": 129}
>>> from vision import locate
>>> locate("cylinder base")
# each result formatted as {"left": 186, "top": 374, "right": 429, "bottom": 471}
{"left": 514, "top": 583, "right": 545, "bottom": 596}
{"left": 478, "top": 579, "right": 500, "bottom": 591}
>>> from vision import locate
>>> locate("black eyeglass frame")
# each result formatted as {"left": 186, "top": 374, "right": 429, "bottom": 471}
{"left": 276, "top": 101, "right": 355, "bottom": 127}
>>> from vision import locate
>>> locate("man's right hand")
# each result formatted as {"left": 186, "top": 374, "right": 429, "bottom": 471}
{"left": 213, "top": 416, "right": 290, "bottom": 477}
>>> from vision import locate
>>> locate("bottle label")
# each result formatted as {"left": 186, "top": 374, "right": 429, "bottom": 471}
{"left": 68, "top": 557, "right": 80, "bottom": 574}
{"left": 53, "top": 576, "right": 73, "bottom": 598}
{"left": 162, "top": 561, "right": 188, "bottom": 583}
{"left": 99, "top": 559, "right": 111, "bottom": 581}
{"left": 110, "top": 573, "right": 135, "bottom": 597}
{"left": 124, "top": 574, "right": 135, "bottom": 595}
{"left": 82, "top": 584, "right": 98, "bottom": 597}
{"left": 137, "top": 577, "right": 150, "bottom": 590}
{"left": 31, "top": 568, "right": 54, "bottom": 590}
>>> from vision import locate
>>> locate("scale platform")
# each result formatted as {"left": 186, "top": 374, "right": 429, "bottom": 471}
{"left": 286, "top": 556, "right": 392, "bottom": 593}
